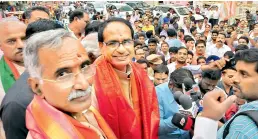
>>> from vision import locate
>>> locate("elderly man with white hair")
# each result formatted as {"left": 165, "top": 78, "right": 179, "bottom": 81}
{"left": 23, "top": 29, "right": 116, "bottom": 138}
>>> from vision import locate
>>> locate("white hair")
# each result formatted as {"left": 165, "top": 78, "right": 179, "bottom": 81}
{"left": 0, "top": 16, "right": 20, "bottom": 23}
{"left": 81, "top": 32, "right": 101, "bottom": 57}
{"left": 23, "top": 29, "right": 76, "bottom": 78}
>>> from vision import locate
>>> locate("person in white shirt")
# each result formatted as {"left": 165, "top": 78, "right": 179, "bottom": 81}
{"left": 160, "top": 42, "right": 170, "bottom": 61}
{"left": 212, "top": 6, "right": 220, "bottom": 26}
{"left": 207, "top": 33, "right": 231, "bottom": 58}
{"left": 206, "top": 30, "right": 218, "bottom": 50}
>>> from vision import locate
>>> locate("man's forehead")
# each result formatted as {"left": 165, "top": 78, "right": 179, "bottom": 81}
{"left": 236, "top": 61, "right": 256, "bottom": 73}
{"left": 103, "top": 22, "right": 132, "bottom": 40}
{"left": 0, "top": 21, "right": 26, "bottom": 39}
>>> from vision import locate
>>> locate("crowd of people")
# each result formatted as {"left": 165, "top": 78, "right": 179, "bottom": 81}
{"left": 0, "top": 3, "right": 258, "bottom": 139}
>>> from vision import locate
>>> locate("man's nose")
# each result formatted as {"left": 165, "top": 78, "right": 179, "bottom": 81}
{"left": 16, "top": 39, "right": 24, "bottom": 49}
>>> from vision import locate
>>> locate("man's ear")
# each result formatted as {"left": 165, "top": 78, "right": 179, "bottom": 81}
{"left": 98, "top": 42, "right": 105, "bottom": 55}
{"left": 74, "top": 17, "right": 79, "bottom": 22}
{"left": 98, "top": 42, "right": 103, "bottom": 49}
{"left": 28, "top": 77, "right": 44, "bottom": 99}
{"left": 24, "top": 19, "right": 29, "bottom": 25}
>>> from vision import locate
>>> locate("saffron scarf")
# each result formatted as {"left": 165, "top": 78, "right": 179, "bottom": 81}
{"left": 0, "top": 57, "right": 20, "bottom": 92}
{"left": 26, "top": 95, "right": 116, "bottom": 139}
{"left": 94, "top": 56, "right": 160, "bottom": 139}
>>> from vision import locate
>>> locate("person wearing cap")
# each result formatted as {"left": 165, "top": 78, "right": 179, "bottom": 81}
{"left": 146, "top": 54, "right": 163, "bottom": 81}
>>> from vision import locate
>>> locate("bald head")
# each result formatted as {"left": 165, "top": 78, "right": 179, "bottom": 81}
{"left": 0, "top": 17, "right": 26, "bottom": 64}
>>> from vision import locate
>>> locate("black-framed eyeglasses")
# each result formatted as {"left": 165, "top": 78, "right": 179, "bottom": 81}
{"left": 103, "top": 40, "right": 134, "bottom": 49}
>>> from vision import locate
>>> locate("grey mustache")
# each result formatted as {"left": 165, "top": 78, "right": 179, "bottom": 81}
{"left": 67, "top": 86, "right": 92, "bottom": 101}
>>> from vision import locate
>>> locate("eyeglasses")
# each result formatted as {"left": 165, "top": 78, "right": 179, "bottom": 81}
{"left": 42, "top": 64, "right": 96, "bottom": 88}
{"left": 103, "top": 40, "right": 134, "bottom": 49}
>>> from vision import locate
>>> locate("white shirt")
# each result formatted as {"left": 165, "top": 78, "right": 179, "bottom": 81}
{"left": 206, "top": 44, "right": 231, "bottom": 58}
{"left": 213, "top": 10, "right": 220, "bottom": 19}
{"left": 193, "top": 117, "right": 218, "bottom": 139}
{"left": 206, "top": 41, "right": 216, "bottom": 52}
{"left": 0, "top": 50, "right": 3, "bottom": 59}
{"left": 160, "top": 51, "right": 170, "bottom": 61}
{"left": 167, "top": 62, "right": 176, "bottom": 78}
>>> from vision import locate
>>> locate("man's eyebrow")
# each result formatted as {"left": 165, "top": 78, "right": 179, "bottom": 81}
{"left": 54, "top": 67, "right": 70, "bottom": 77}
{"left": 239, "top": 70, "right": 249, "bottom": 76}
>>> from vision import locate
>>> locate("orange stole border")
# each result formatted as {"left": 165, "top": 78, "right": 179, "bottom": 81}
{"left": 4, "top": 56, "right": 20, "bottom": 80}
{"left": 30, "top": 96, "right": 84, "bottom": 139}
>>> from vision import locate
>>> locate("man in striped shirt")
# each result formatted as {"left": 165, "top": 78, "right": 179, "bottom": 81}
{"left": 216, "top": 48, "right": 258, "bottom": 138}
{"left": 194, "top": 48, "right": 258, "bottom": 139}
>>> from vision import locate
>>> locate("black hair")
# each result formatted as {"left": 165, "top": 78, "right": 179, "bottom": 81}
{"left": 146, "top": 30, "right": 153, "bottom": 38}
{"left": 160, "top": 35, "right": 166, "bottom": 39}
{"left": 24, "top": 6, "right": 50, "bottom": 20}
{"left": 167, "top": 29, "right": 177, "bottom": 37}
{"left": 169, "top": 47, "right": 178, "bottom": 53}
{"left": 179, "top": 29, "right": 185, "bottom": 34}
{"left": 169, "top": 68, "right": 195, "bottom": 89}
{"left": 134, "top": 40, "right": 142, "bottom": 47}
{"left": 184, "top": 35, "right": 192, "bottom": 41}
{"left": 218, "top": 33, "right": 226, "bottom": 38}
{"left": 136, "top": 59, "right": 149, "bottom": 67}
{"left": 238, "top": 36, "right": 249, "bottom": 44}
{"left": 190, "top": 27, "right": 197, "bottom": 34}
{"left": 69, "top": 9, "right": 86, "bottom": 23}
{"left": 185, "top": 37, "right": 195, "bottom": 43}
{"left": 201, "top": 69, "right": 222, "bottom": 81}
{"left": 235, "top": 44, "right": 249, "bottom": 52}
{"left": 177, "top": 47, "right": 188, "bottom": 53}
{"left": 148, "top": 38, "right": 158, "bottom": 44}
{"left": 154, "top": 17, "right": 159, "bottom": 21}
{"left": 98, "top": 17, "right": 134, "bottom": 42}
{"left": 154, "top": 64, "right": 169, "bottom": 75}
{"left": 25, "top": 19, "right": 64, "bottom": 39}
{"left": 84, "top": 21, "right": 102, "bottom": 36}
{"left": 188, "top": 50, "right": 194, "bottom": 57}
{"left": 224, "top": 51, "right": 234, "bottom": 59}
{"left": 197, "top": 56, "right": 206, "bottom": 63}
{"left": 170, "top": 18, "right": 175, "bottom": 24}
{"left": 235, "top": 48, "right": 258, "bottom": 73}
{"left": 195, "top": 40, "right": 206, "bottom": 47}
{"left": 138, "top": 33, "right": 145, "bottom": 38}
{"left": 211, "top": 30, "right": 219, "bottom": 35}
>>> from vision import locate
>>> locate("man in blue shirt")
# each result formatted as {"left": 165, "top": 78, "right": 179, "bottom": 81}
{"left": 216, "top": 48, "right": 258, "bottom": 138}
{"left": 156, "top": 68, "right": 195, "bottom": 139}
{"left": 166, "top": 29, "right": 182, "bottom": 48}
{"left": 163, "top": 13, "right": 171, "bottom": 24}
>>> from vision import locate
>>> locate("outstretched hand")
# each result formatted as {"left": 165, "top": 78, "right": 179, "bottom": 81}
{"left": 201, "top": 89, "right": 237, "bottom": 121}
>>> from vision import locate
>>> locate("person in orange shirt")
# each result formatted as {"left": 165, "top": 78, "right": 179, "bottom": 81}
{"left": 24, "top": 29, "right": 116, "bottom": 139}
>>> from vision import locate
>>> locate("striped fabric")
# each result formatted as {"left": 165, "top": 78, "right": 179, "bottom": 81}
{"left": 217, "top": 100, "right": 258, "bottom": 139}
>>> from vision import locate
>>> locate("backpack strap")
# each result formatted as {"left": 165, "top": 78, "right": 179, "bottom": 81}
{"left": 223, "top": 110, "right": 258, "bottom": 139}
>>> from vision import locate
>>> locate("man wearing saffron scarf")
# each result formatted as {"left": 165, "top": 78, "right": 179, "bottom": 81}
{"left": 24, "top": 29, "right": 116, "bottom": 139}
{"left": 93, "top": 17, "right": 160, "bottom": 139}
{"left": 0, "top": 17, "right": 26, "bottom": 102}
